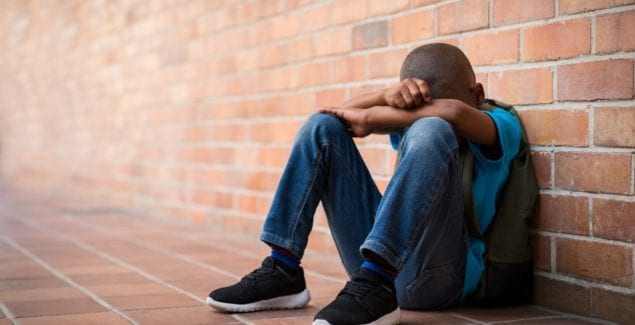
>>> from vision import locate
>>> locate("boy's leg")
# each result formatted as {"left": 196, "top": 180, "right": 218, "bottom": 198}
{"left": 315, "top": 117, "right": 467, "bottom": 324}
{"left": 208, "top": 113, "right": 382, "bottom": 312}
{"left": 260, "top": 112, "right": 382, "bottom": 272}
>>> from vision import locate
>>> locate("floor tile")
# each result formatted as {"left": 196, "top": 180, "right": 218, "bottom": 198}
{"left": 87, "top": 283, "right": 175, "bottom": 297}
{"left": 400, "top": 310, "right": 472, "bottom": 324}
{"left": 18, "top": 312, "right": 130, "bottom": 325}
{"left": 0, "top": 277, "right": 68, "bottom": 292}
{"left": 453, "top": 305, "right": 556, "bottom": 323}
{"left": 0, "top": 287, "right": 85, "bottom": 302}
{"left": 238, "top": 306, "right": 321, "bottom": 320}
{"left": 128, "top": 305, "right": 237, "bottom": 324}
{"left": 250, "top": 316, "right": 315, "bottom": 324}
{"left": 70, "top": 273, "right": 153, "bottom": 286}
{"left": 5, "top": 297, "right": 106, "bottom": 318}
{"left": 502, "top": 316, "right": 604, "bottom": 324}
{"left": 104, "top": 293, "right": 201, "bottom": 311}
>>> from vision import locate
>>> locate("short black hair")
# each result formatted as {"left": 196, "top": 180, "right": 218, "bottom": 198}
{"left": 400, "top": 43, "right": 476, "bottom": 102}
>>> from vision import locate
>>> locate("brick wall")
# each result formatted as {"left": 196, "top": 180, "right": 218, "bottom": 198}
{"left": 0, "top": 0, "right": 633, "bottom": 321}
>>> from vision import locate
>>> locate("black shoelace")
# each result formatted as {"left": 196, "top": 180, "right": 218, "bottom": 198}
{"left": 341, "top": 280, "right": 374, "bottom": 298}
{"left": 242, "top": 266, "right": 276, "bottom": 283}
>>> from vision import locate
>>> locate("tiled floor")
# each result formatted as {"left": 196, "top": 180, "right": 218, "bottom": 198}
{"left": 0, "top": 183, "right": 614, "bottom": 325}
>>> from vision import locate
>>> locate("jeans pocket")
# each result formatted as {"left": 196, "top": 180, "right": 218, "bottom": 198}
{"left": 405, "top": 263, "right": 463, "bottom": 310}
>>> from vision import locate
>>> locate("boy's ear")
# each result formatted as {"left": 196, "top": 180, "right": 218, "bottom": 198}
{"left": 471, "top": 83, "right": 485, "bottom": 105}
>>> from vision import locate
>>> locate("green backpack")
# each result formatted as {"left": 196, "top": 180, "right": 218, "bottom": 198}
{"left": 461, "top": 99, "right": 539, "bottom": 306}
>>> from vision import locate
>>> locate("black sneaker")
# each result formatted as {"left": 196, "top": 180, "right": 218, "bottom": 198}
{"left": 206, "top": 256, "right": 310, "bottom": 312}
{"left": 313, "top": 268, "right": 400, "bottom": 325}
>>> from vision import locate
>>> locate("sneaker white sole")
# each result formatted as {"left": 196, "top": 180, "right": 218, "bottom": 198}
{"left": 312, "top": 307, "right": 400, "bottom": 325}
{"left": 206, "top": 288, "right": 311, "bottom": 313}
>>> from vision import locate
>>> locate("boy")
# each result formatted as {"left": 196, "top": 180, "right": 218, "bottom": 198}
{"left": 207, "top": 43, "right": 522, "bottom": 325}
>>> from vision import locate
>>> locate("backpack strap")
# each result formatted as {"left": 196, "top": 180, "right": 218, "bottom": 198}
{"left": 460, "top": 147, "right": 483, "bottom": 240}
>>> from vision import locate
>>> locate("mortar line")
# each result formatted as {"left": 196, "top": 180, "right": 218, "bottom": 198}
{"left": 0, "top": 236, "right": 138, "bottom": 325}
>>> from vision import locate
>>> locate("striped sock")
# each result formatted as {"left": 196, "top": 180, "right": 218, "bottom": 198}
{"left": 362, "top": 260, "right": 397, "bottom": 283}
{"left": 270, "top": 246, "right": 300, "bottom": 270}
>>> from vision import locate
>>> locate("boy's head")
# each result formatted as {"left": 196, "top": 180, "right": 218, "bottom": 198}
{"left": 400, "top": 43, "right": 484, "bottom": 107}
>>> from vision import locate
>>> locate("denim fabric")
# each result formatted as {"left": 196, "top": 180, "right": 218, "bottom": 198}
{"left": 261, "top": 113, "right": 468, "bottom": 310}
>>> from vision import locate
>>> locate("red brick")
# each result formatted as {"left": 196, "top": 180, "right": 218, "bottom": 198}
{"left": 597, "top": 10, "right": 635, "bottom": 53}
{"left": 368, "top": 0, "right": 409, "bottom": 16}
{"left": 332, "top": 55, "right": 367, "bottom": 83}
{"left": 462, "top": 30, "right": 519, "bottom": 66}
{"left": 518, "top": 109, "right": 589, "bottom": 146}
{"left": 353, "top": 20, "right": 388, "bottom": 50}
{"left": 390, "top": 10, "right": 435, "bottom": 45}
{"left": 554, "top": 152, "right": 631, "bottom": 194}
{"left": 592, "top": 198, "right": 635, "bottom": 242}
{"left": 316, "top": 88, "right": 346, "bottom": 107}
{"left": 594, "top": 107, "right": 635, "bottom": 148}
{"left": 313, "top": 28, "right": 351, "bottom": 57}
{"left": 368, "top": 48, "right": 409, "bottom": 79}
{"left": 298, "top": 62, "right": 330, "bottom": 87}
{"left": 329, "top": 0, "right": 368, "bottom": 25}
{"left": 286, "top": 37, "right": 314, "bottom": 62}
{"left": 522, "top": 19, "right": 591, "bottom": 61}
{"left": 410, "top": 0, "right": 440, "bottom": 7}
{"left": 556, "top": 237, "right": 632, "bottom": 286}
{"left": 533, "top": 276, "right": 590, "bottom": 315}
{"left": 492, "top": 0, "right": 554, "bottom": 26}
{"left": 249, "top": 120, "right": 302, "bottom": 143}
{"left": 536, "top": 194, "right": 589, "bottom": 235}
{"left": 438, "top": 0, "right": 489, "bottom": 35}
{"left": 559, "top": 0, "right": 635, "bottom": 14}
{"left": 531, "top": 234, "right": 552, "bottom": 271}
{"left": 591, "top": 288, "right": 635, "bottom": 324}
{"left": 530, "top": 151, "right": 552, "bottom": 188}
{"left": 488, "top": 68, "right": 553, "bottom": 105}
{"left": 558, "top": 60, "right": 634, "bottom": 101}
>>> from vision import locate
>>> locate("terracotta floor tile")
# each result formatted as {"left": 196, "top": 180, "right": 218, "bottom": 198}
{"left": 238, "top": 306, "right": 320, "bottom": 320}
{"left": 502, "top": 316, "right": 604, "bottom": 324}
{"left": 18, "top": 312, "right": 130, "bottom": 325}
{"left": 0, "top": 261, "right": 51, "bottom": 279}
{"left": 170, "top": 278, "right": 229, "bottom": 300}
{"left": 70, "top": 273, "right": 152, "bottom": 286}
{"left": 104, "top": 293, "right": 200, "bottom": 311}
{"left": 400, "top": 310, "right": 472, "bottom": 324}
{"left": 57, "top": 264, "right": 132, "bottom": 276}
{"left": 250, "top": 316, "right": 315, "bottom": 324}
{"left": 0, "top": 320, "right": 11, "bottom": 325}
{"left": 453, "top": 305, "right": 556, "bottom": 322}
{"left": 0, "top": 277, "right": 68, "bottom": 292}
{"left": 87, "top": 283, "right": 176, "bottom": 297}
{"left": 0, "top": 287, "right": 85, "bottom": 302}
{"left": 129, "top": 305, "right": 237, "bottom": 324}
{"left": 5, "top": 297, "right": 106, "bottom": 318}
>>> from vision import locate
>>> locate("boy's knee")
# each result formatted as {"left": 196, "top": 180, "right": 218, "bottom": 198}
{"left": 401, "top": 117, "right": 457, "bottom": 153}
{"left": 299, "top": 113, "right": 349, "bottom": 141}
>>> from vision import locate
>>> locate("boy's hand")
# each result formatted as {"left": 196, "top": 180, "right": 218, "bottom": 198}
{"left": 318, "top": 107, "right": 372, "bottom": 137}
{"left": 382, "top": 78, "right": 431, "bottom": 110}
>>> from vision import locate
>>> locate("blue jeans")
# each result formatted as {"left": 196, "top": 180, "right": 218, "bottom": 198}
{"left": 260, "top": 113, "right": 468, "bottom": 310}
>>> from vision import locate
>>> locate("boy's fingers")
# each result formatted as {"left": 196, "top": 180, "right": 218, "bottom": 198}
{"left": 417, "top": 79, "right": 432, "bottom": 102}
{"left": 399, "top": 87, "right": 415, "bottom": 109}
{"left": 406, "top": 80, "right": 424, "bottom": 107}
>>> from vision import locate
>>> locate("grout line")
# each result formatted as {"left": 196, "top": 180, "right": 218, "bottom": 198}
{"left": 492, "top": 315, "right": 570, "bottom": 324}
{"left": 14, "top": 219, "right": 206, "bottom": 302}
{"left": 447, "top": 312, "right": 487, "bottom": 325}
{"left": 14, "top": 217, "right": 250, "bottom": 324}
{"left": 69, "top": 213, "right": 346, "bottom": 284}
{"left": 0, "top": 302, "right": 19, "bottom": 325}
{"left": 0, "top": 236, "right": 139, "bottom": 325}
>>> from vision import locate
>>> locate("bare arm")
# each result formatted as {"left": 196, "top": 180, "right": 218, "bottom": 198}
{"left": 339, "top": 78, "right": 432, "bottom": 110}
{"left": 320, "top": 99, "right": 498, "bottom": 147}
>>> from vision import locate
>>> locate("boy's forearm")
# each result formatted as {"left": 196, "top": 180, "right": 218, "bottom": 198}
{"left": 340, "top": 90, "right": 387, "bottom": 109}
